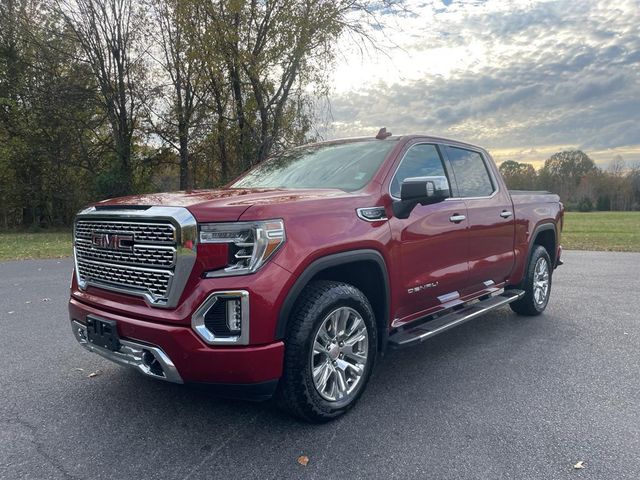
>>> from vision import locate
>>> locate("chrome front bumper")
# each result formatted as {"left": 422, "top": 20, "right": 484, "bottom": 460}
{"left": 71, "top": 320, "right": 183, "bottom": 383}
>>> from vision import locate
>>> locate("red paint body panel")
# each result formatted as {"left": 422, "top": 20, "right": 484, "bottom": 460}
{"left": 69, "top": 134, "right": 563, "bottom": 391}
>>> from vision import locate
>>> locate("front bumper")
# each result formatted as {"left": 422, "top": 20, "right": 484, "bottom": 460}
{"left": 72, "top": 320, "right": 184, "bottom": 383}
{"left": 69, "top": 297, "right": 284, "bottom": 396}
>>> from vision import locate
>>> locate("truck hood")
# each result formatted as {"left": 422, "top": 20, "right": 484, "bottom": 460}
{"left": 94, "top": 188, "right": 354, "bottom": 222}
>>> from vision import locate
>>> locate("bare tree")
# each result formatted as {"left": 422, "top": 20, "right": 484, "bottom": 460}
{"left": 56, "top": 0, "right": 147, "bottom": 194}
{"left": 183, "top": 0, "right": 403, "bottom": 178}
{"left": 147, "top": 0, "right": 208, "bottom": 190}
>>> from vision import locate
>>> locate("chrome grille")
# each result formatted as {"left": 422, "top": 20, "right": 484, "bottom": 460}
{"left": 73, "top": 208, "right": 196, "bottom": 308}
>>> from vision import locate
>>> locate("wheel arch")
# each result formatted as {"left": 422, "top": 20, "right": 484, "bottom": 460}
{"left": 276, "top": 249, "right": 391, "bottom": 352}
{"left": 531, "top": 222, "right": 557, "bottom": 266}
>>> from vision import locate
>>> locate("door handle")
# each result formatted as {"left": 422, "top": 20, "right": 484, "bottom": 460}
{"left": 500, "top": 210, "right": 513, "bottom": 218}
{"left": 449, "top": 214, "right": 466, "bottom": 223}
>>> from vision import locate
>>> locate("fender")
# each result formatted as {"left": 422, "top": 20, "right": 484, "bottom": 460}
{"left": 509, "top": 222, "right": 557, "bottom": 289}
{"left": 275, "top": 249, "right": 391, "bottom": 343}
{"left": 530, "top": 222, "right": 557, "bottom": 261}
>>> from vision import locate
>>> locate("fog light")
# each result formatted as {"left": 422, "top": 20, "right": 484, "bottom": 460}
{"left": 226, "top": 298, "right": 242, "bottom": 333}
{"left": 192, "top": 291, "right": 250, "bottom": 345}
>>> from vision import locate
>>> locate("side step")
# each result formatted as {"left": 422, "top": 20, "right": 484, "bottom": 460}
{"left": 388, "top": 290, "right": 524, "bottom": 349}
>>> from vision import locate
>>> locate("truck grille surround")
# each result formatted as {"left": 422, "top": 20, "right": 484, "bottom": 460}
{"left": 73, "top": 206, "right": 197, "bottom": 308}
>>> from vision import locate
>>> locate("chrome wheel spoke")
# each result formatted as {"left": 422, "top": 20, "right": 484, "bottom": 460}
{"left": 337, "top": 308, "right": 350, "bottom": 337}
{"left": 334, "top": 367, "right": 348, "bottom": 398}
{"left": 317, "top": 325, "right": 333, "bottom": 345}
{"left": 328, "top": 311, "right": 339, "bottom": 339}
{"left": 313, "top": 339, "right": 328, "bottom": 356}
{"left": 344, "top": 349, "right": 367, "bottom": 365}
{"left": 337, "top": 357, "right": 363, "bottom": 376}
{"left": 344, "top": 317, "right": 366, "bottom": 344}
{"left": 313, "top": 361, "right": 331, "bottom": 392}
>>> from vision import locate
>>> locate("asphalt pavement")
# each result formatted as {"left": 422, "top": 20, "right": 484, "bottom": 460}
{"left": 0, "top": 251, "right": 639, "bottom": 479}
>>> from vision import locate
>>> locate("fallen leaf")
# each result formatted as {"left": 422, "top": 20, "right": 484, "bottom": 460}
{"left": 297, "top": 455, "right": 309, "bottom": 466}
{"left": 25, "top": 301, "right": 31, "bottom": 304}
{"left": 7, "top": 311, "right": 15, "bottom": 315}
{"left": 73, "top": 368, "right": 84, "bottom": 372}
{"left": 87, "top": 370, "right": 102, "bottom": 378}
{"left": 573, "top": 461, "right": 585, "bottom": 470}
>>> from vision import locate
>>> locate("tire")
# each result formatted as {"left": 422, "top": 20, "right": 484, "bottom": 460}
{"left": 277, "top": 280, "right": 377, "bottom": 422}
{"left": 510, "top": 245, "right": 552, "bottom": 316}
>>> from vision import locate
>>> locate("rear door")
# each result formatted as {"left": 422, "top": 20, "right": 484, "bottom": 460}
{"left": 443, "top": 145, "right": 515, "bottom": 291}
{"left": 387, "top": 142, "right": 469, "bottom": 322}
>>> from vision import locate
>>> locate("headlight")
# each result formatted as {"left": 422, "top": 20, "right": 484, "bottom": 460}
{"left": 199, "top": 219, "right": 285, "bottom": 277}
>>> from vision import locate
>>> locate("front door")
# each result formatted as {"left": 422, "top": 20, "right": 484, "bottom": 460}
{"left": 387, "top": 142, "right": 470, "bottom": 323}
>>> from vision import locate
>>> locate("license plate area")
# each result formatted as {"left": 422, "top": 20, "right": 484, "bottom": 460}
{"left": 86, "top": 316, "right": 121, "bottom": 351}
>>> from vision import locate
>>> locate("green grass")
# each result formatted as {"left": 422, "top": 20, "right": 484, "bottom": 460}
{"left": 0, "top": 211, "right": 638, "bottom": 261}
{"left": 562, "top": 212, "right": 640, "bottom": 252}
{"left": 0, "top": 231, "right": 72, "bottom": 261}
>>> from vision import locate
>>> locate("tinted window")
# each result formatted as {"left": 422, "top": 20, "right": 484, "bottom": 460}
{"left": 447, "top": 147, "right": 494, "bottom": 197}
{"left": 231, "top": 140, "right": 398, "bottom": 192}
{"left": 390, "top": 144, "right": 446, "bottom": 197}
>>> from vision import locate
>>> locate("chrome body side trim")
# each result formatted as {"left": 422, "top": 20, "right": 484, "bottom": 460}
{"left": 192, "top": 290, "right": 250, "bottom": 345}
{"left": 71, "top": 320, "right": 183, "bottom": 383}
{"left": 73, "top": 206, "right": 197, "bottom": 308}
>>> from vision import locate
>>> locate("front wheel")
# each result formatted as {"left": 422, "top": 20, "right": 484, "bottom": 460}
{"left": 277, "top": 281, "right": 377, "bottom": 422}
{"left": 510, "top": 245, "right": 552, "bottom": 316}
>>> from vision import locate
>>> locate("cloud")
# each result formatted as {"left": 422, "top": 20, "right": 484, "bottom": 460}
{"left": 326, "top": 0, "right": 640, "bottom": 166}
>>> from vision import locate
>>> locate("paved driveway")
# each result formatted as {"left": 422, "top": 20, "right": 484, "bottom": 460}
{"left": 0, "top": 251, "right": 638, "bottom": 479}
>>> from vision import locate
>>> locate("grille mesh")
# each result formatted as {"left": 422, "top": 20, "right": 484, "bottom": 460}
{"left": 76, "top": 260, "right": 172, "bottom": 297}
{"left": 74, "top": 218, "right": 177, "bottom": 301}
{"left": 75, "top": 220, "right": 175, "bottom": 244}
{"left": 75, "top": 239, "right": 175, "bottom": 268}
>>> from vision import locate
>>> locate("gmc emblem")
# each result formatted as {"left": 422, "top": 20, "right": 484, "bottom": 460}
{"left": 91, "top": 232, "right": 134, "bottom": 252}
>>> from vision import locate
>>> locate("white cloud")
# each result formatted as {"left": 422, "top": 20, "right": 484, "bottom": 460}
{"left": 326, "top": 0, "right": 640, "bottom": 166}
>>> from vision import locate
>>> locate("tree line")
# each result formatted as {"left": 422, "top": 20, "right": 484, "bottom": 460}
{"left": 1, "top": 0, "right": 400, "bottom": 229}
{"left": 499, "top": 151, "right": 640, "bottom": 211}
{"left": 2, "top": 1, "right": 636, "bottom": 230}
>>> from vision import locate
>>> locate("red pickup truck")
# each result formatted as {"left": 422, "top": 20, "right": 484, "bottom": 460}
{"left": 69, "top": 132, "right": 563, "bottom": 421}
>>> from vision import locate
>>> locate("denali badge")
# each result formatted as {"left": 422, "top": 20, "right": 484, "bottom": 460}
{"left": 91, "top": 232, "right": 134, "bottom": 252}
{"left": 408, "top": 282, "right": 438, "bottom": 294}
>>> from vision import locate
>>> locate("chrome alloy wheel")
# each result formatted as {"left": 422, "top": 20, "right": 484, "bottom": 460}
{"left": 310, "top": 307, "right": 369, "bottom": 402}
{"left": 533, "top": 257, "right": 550, "bottom": 306}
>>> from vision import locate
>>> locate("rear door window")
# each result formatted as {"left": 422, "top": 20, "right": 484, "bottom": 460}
{"left": 446, "top": 147, "right": 495, "bottom": 197}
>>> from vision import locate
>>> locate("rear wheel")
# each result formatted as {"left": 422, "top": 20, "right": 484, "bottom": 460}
{"left": 277, "top": 281, "right": 377, "bottom": 422}
{"left": 510, "top": 245, "right": 552, "bottom": 316}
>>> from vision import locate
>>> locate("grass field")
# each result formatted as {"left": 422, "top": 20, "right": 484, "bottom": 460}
{"left": 562, "top": 211, "right": 640, "bottom": 252}
{"left": 0, "top": 231, "right": 72, "bottom": 261}
{"left": 0, "top": 211, "right": 638, "bottom": 261}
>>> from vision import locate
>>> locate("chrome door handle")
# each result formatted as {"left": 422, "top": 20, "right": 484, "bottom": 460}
{"left": 449, "top": 214, "right": 466, "bottom": 223}
{"left": 500, "top": 210, "right": 513, "bottom": 218}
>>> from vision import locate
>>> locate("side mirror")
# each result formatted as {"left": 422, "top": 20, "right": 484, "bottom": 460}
{"left": 392, "top": 176, "right": 450, "bottom": 219}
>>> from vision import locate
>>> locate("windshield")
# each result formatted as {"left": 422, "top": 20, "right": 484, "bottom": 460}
{"left": 231, "top": 139, "right": 398, "bottom": 191}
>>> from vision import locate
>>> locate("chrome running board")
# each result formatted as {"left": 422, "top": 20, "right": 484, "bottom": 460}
{"left": 388, "top": 290, "right": 525, "bottom": 349}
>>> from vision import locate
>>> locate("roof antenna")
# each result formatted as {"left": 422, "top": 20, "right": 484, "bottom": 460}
{"left": 376, "top": 127, "right": 392, "bottom": 140}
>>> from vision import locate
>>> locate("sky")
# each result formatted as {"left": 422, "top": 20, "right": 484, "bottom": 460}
{"left": 325, "top": 0, "right": 640, "bottom": 169}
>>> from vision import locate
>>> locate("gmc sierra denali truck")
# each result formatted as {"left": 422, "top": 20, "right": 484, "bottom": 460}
{"left": 69, "top": 132, "right": 563, "bottom": 422}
